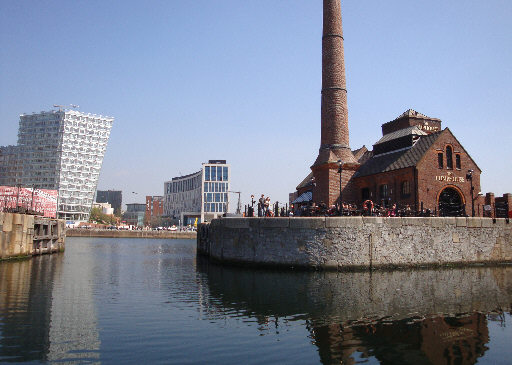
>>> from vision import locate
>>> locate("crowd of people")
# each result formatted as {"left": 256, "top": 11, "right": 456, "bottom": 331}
{"left": 244, "top": 195, "right": 440, "bottom": 218}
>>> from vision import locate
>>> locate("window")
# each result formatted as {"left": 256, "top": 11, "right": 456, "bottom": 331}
{"left": 217, "top": 166, "right": 223, "bottom": 181}
{"left": 361, "top": 188, "right": 370, "bottom": 201}
{"left": 438, "top": 153, "right": 443, "bottom": 169}
{"left": 211, "top": 166, "right": 216, "bottom": 181}
{"left": 223, "top": 167, "right": 228, "bottom": 181}
{"left": 205, "top": 166, "right": 210, "bottom": 181}
{"left": 456, "top": 154, "right": 461, "bottom": 169}
{"left": 379, "top": 184, "right": 388, "bottom": 199}
{"left": 204, "top": 182, "right": 208, "bottom": 192}
{"left": 446, "top": 146, "right": 453, "bottom": 169}
{"left": 401, "top": 181, "right": 410, "bottom": 197}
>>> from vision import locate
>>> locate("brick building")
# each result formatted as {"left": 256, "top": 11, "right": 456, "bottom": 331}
{"left": 145, "top": 195, "right": 164, "bottom": 226}
{"left": 352, "top": 110, "right": 482, "bottom": 215}
{"left": 292, "top": 0, "right": 510, "bottom": 217}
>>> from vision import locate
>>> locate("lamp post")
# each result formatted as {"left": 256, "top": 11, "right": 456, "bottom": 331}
{"left": 30, "top": 185, "right": 37, "bottom": 212}
{"left": 337, "top": 160, "right": 343, "bottom": 215}
{"left": 466, "top": 169, "right": 475, "bottom": 217}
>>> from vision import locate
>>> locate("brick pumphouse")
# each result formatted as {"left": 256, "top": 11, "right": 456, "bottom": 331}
{"left": 292, "top": 0, "right": 511, "bottom": 217}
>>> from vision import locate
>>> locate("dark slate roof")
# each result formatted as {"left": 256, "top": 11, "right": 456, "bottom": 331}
{"left": 374, "top": 126, "right": 426, "bottom": 145}
{"left": 354, "top": 131, "right": 441, "bottom": 178}
{"left": 296, "top": 171, "right": 314, "bottom": 190}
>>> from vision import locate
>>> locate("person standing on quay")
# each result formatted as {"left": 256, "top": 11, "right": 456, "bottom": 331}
{"left": 258, "top": 194, "right": 265, "bottom": 217}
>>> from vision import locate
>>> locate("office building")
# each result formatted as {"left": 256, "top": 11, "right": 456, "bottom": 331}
{"left": 123, "top": 203, "right": 146, "bottom": 227}
{"left": 96, "top": 190, "right": 122, "bottom": 215}
{"left": 164, "top": 160, "right": 230, "bottom": 224}
{"left": 0, "top": 109, "right": 113, "bottom": 221}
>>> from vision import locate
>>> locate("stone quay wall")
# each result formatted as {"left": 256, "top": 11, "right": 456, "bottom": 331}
{"left": 197, "top": 217, "right": 512, "bottom": 270}
{"left": 67, "top": 229, "right": 196, "bottom": 240}
{"left": 1, "top": 212, "right": 65, "bottom": 260}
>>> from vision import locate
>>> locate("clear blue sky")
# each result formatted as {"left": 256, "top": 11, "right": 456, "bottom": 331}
{"left": 1, "top": 0, "right": 511, "bottom": 209}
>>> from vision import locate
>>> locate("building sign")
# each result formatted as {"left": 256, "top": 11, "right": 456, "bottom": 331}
{"left": 0, "top": 186, "right": 58, "bottom": 218}
{"left": 418, "top": 122, "right": 440, "bottom": 132}
{"left": 435, "top": 175, "right": 465, "bottom": 183}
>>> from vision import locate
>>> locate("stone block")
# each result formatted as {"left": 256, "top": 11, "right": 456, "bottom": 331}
{"left": 362, "top": 216, "right": 383, "bottom": 225}
{"left": 290, "top": 217, "right": 325, "bottom": 229}
{"left": 494, "top": 219, "right": 506, "bottom": 227}
{"left": 444, "top": 217, "right": 456, "bottom": 226}
{"left": 259, "top": 218, "right": 290, "bottom": 228}
{"left": 430, "top": 217, "right": 445, "bottom": 228}
{"left": 467, "top": 217, "right": 482, "bottom": 228}
{"left": 326, "top": 216, "right": 363, "bottom": 228}
{"left": 452, "top": 233, "right": 460, "bottom": 243}
{"left": 481, "top": 218, "right": 493, "bottom": 228}
{"left": 456, "top": 217, "right": 467, "bottom": 227}
{"left": 2, "top": 213, "right": 12, "bottom": 232}
{"left": 384, "top": 217, "right": 403, "bottom": 227}
{"left": 12, "top": 213, "right": 22, "bottom": 225}
{"left": 224, "top": 218, "right": 250, "bottom": 229}
{"left": 403, "top": 217, "right": 428, "bottom": 226}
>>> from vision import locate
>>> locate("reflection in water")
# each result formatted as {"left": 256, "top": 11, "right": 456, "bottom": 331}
{"left": 47, "top": 239, "right": 100, "bottom": 363}
{"left": 0, "top": 255, "right": 61, "bottom": 362}
{"left": 0, "top": 239, "right": 511, "bottom": 364}
{"left": 197, "top": 259, "right": 512, "bottom": 364}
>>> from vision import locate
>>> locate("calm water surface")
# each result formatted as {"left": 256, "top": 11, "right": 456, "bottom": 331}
{"left": 0, "top": 237, "right": 511, "bottom": 364}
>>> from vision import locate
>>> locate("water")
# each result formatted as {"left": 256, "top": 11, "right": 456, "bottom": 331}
{"left": 0, "top": 237, "right": 511, "bottom": 364}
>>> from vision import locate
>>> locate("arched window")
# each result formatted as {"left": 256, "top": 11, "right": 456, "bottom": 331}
{"left": 446, "top": 146, "right": 453, "bottom": 169}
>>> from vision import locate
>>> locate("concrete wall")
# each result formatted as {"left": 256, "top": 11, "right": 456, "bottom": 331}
{"left": 0, "top": 212, "right": 35, "bottom": 259}
{"left": 197, "top": 217, "right": 512, "bottom": 270}
{"left": 1, "top": 212, "right": 65, "bottom": 260}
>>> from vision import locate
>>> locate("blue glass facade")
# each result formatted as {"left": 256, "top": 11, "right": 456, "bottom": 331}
{"left": 203, "top": 164, "right": 229, "bottom": 214}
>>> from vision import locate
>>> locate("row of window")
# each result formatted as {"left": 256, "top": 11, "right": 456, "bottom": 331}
{"left": 204, "top": 182, "right": 228, "bottom": 193}
{"left": 204, "top": 192, "right": 228, "bottom": 203}
{"left": 166, "top": 174, "right": 202, "bottom": 193}
{"left": 204, "top": 203, "right": 226, "bottom": 213}
{"left": 438, "top": 146, "right": 461, "bottom": 170}
{"left": 361, "top": 181, "right": 411, "bottom": 201}
{"left": 205, "top": 166, "right": 228, "bottom": 182}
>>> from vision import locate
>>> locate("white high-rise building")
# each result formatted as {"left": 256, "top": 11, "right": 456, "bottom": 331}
{"left": 12, "top": 109, "right": 113, "bottom": 221}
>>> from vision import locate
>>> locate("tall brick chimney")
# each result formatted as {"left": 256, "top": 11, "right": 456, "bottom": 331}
{"left": 311, "top": 0, "right": 359, "bottom": 206}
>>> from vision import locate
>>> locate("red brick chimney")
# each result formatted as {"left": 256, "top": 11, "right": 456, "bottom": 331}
{"left": 311, "top": 0, "right": 359, "bottom": 206}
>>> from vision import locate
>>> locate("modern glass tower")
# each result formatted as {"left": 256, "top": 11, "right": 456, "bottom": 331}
{"left": 14, "top": 109, "right": 114, "bottom": 221}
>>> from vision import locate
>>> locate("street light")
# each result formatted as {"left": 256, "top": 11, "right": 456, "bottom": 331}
{"left": 337, "top": 160, "right": 343, "bottom": 215}
{"left": 466, "top": 169, "right": 475, "bottom": 217}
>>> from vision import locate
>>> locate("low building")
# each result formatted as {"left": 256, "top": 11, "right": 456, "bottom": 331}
{"left": 92, "top": 202, "right": 114, "bottom": 215}
{"left": 96, "top": 190, "right": 122, "bottom": 215}
{"left": 164, "top": 160, "right": 230, "bottom": 224}
{"left": 122, "top": 203, "right": 145, "bottom": 227}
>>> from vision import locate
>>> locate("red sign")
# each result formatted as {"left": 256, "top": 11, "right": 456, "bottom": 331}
{"left": 0, "top": 186, "right": 58, "bottom": 218}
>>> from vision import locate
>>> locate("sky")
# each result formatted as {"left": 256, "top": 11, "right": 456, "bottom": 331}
{"left": 1, "top": 0, "right": 511, "bottom": 210}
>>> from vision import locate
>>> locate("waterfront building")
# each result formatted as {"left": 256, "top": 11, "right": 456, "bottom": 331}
{"left": 145, "top": 195, "right": 164, "bottom": 226}
{"left": 291, "top": 0, "right": 509, "bottom": 216}
{"left": 96, "top": 190, "right": 122, "bottom": 215}
{"left": 0, "top": 109, "right": 113, "bottom": 221}
{"left": 164, "top": 160, "right": 230, "bottom": 224}
{"left": 122, "top": 203, "right": 146, "bottom": 227}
